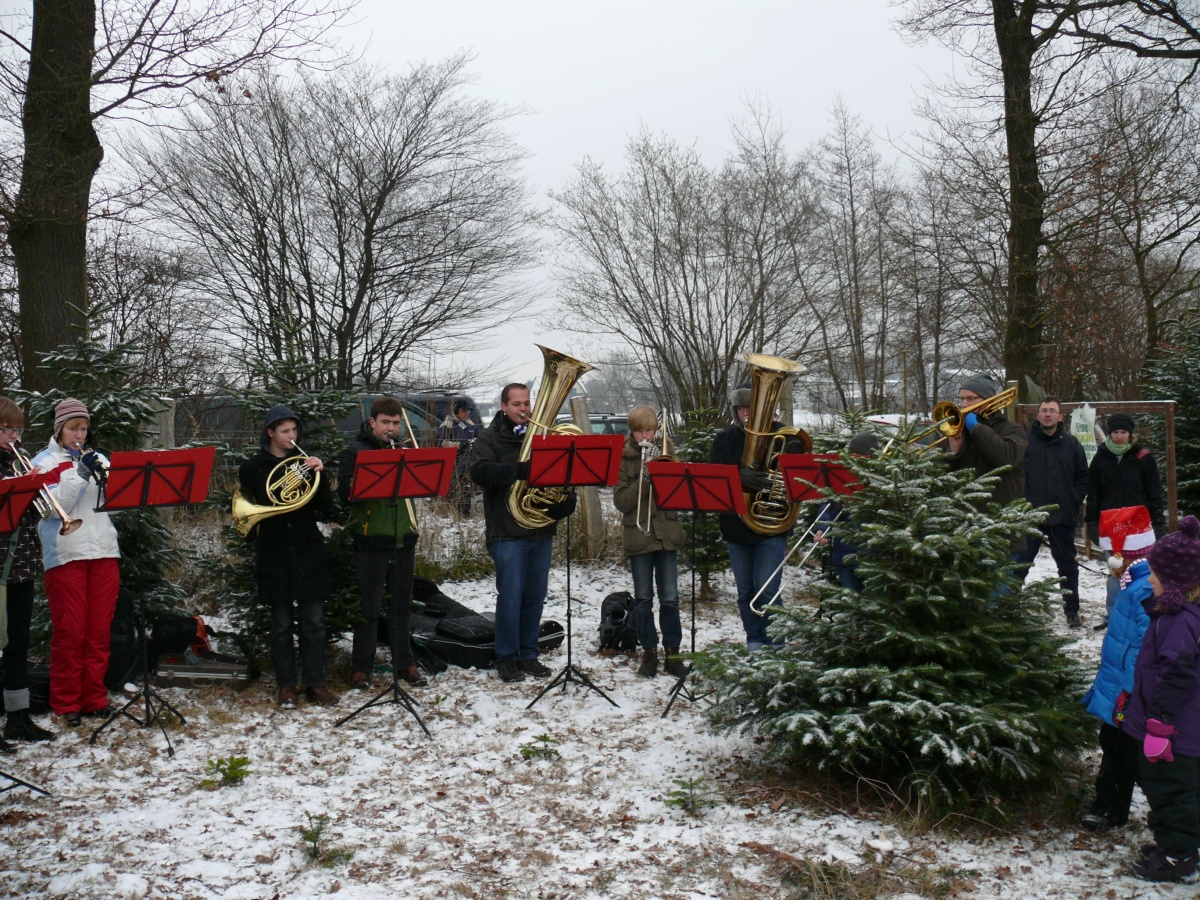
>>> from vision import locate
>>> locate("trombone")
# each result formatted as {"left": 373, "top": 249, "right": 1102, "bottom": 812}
{"left": 11, "top": 440, "right": 83, "bottom": 535}
{"left": 908, "top": 385, "right": 1018, "bottom": 449}
{"left": 634, "top": 412, "right": 677, "bottom": 534}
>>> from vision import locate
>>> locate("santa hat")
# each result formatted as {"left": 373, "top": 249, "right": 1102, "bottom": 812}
{"left": 1099, "top": 506, "right": 1155, "bottom": 574}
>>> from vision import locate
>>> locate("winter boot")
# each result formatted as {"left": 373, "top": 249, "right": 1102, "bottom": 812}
{"left": 638, "top": 648, "right": 658, "bottom": 678}
{"left": 1132, "top": 847, "right": 1199, "bottom": 883}
{"left": 4, "top": 709, "right": 57, "bottom": 743}
{"left": 662, "top": 646, "right": 688, "bottom": 678}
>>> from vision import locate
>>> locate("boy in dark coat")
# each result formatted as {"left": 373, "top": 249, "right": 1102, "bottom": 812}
{"left": 1121, "top": 515, "right": 1200, "bottom": 883}
{"left": 1014, "top": 397, "right": 1088, "bottom": 626}
{"left": 1087, "top": 413, "right": 1166, "bottom": 629}
{"left": 338, "top": 396, "right": 426, "bottom": 691}
{"left": 238, "top": 405, "right": 337, "bottom": 709}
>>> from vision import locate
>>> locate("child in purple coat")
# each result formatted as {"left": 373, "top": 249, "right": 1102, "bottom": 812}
{"left": 1122, "top": 515, "right": 1200, "bottom": 883}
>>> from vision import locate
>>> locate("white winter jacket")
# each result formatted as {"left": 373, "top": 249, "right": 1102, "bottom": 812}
{"left": 31, "top": 438, "right": 120, "bottom": 570}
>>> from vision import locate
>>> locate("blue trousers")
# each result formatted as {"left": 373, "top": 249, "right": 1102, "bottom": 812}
{"left": 630, "top": 550, "right": 681, "bottom": 650}
{"left": 487, "top": 537, "right": 552, "bottom": 663}
{"left": 727, "top": 536, "right": 786, "bottom": 650}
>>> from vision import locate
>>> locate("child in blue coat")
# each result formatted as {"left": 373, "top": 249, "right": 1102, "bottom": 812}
{"left": 1080, "top": 542, "right": 1153, "bottom": 830}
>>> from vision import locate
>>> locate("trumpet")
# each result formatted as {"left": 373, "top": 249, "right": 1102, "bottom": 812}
{"left": 11, "top": 441, "right": 83, "bottom": 535}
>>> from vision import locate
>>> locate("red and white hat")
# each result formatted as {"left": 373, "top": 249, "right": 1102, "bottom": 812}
{"left": 1099, "top": 506, "right": 1155, "bottom": 571}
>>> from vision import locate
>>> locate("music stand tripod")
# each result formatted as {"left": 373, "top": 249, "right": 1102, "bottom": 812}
{"left": 647, "top": 462, "right": 747, "bottom": 719}
{"left": 526, "top": 432, "right": 624, "bottom": 711}
{"left": 334, "top": 445, "right": 455, "bottom": 737}
{"left": 0, "top": 470, "right": 52, "bottom": 796}
{"left": 90, "top": 447, "right": 217, "bottom": 758}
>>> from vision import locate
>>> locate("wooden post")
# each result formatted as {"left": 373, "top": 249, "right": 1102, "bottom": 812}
{"left": 568, "top": 396, "right": 604, "bottom": 559}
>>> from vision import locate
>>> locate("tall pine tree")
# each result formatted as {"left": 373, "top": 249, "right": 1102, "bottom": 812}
{"left": 1143, "top": 311, "right": 1200, "bottom": 519}
{"left": 693, "top": 431, "right": 1090, "bottom": 811}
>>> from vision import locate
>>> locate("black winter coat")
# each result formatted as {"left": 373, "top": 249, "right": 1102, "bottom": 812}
{"left": 469, "top": 411, "right": 558, "bottom": 543}
{"left": 709, "top": 420, "right": 795, "bottom": 546}
{"left": 238, "top": 447, "right": 334, "bottom": 605}
{"left": 0, "top": 448, "right": 43, "bottom": 583}
{"left": 1086, "top": 442, "right": 1166, "bottom": 537}
{"left": 1023, "top": 424, "right": 1088, "bottom": 527}
{"left": 946, "top": 412, "right": 1027, "bottom": 506}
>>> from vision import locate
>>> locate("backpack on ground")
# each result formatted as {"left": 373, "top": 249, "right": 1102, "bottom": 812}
{"left": 598, "top": 591, "right": 637, "bottom": 652}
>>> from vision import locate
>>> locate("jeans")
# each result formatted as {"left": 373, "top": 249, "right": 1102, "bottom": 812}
{"left": 630, "top": 550, "right": 682, "bottom": 650}
{"left": 835, "top": 564, "right": 864, "bottom": 592}
{"left": 270, "top": 589, "right": 326, "bottom": 689}
{"left": 727, "top": 536, "right": 787, "bottom": 650}
{"left": 353, "top": 545, "right": 415, "bottom": 674}
{"left": 488, "top": 537, "right": 552, "bottom": 663}
{"left": 1013, "top": 523, "right": 1080, "bottom": 615}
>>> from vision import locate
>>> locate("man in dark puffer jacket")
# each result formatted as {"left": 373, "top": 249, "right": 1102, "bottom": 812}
{"left": 1014, "top": 397, "right": 1088, "bottom": 626}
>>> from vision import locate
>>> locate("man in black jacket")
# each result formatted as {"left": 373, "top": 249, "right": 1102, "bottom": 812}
{"left": 1014, "top": 397, "right": 1089, "bottom": 627}
{"left": 238, "top": 405, "right": 337, "bottom": 709}
{"left": 338, "top": 396, "right": 427, "bottom": 691}
{"left": 469, "top": 383, "right": 575, "bottom": 683}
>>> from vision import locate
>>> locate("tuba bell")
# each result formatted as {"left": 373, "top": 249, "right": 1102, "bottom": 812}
{"left": 231, "top": 441, "right": 321, "bottom": 538}
{"left": 739, "top": 353, "right": 812, "bottom": 536}
{"left": 507, "top": 345, "right": 596, "bottom": 530}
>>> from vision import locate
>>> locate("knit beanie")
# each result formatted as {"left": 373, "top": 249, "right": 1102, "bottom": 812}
{"left": 52, "top": 398, "right": 90, "bottom": 437}
{"left": 1106, "top": 413, "right": 1135, "bottom": 434}
{"left": 847, "top": 432, "right": 881, "bottom": 456}
{"left": 1147, "top": 516, "right": 1200, "bottom": 613}
{"left": 959, "top": 374, "right": 998, "bottom": 400}
{"left": 729, "top": 383, "right": 752, "bottom": 408}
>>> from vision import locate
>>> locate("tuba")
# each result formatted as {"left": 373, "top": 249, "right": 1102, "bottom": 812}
{"left": 231, "top": 441, "right": 321, "bottom": 538}
{"left": 507, "top": 345, "right": 596, "bottom": 530}
{"left": 739, "top": 353, "right": 812, "bottom": 536}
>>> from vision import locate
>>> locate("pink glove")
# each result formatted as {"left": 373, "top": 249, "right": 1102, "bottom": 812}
{"left": 1144, "top": 718, "right": 1176, "bottom": 764}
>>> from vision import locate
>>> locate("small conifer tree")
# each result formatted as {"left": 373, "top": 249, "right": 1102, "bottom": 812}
{"left": 675, "top": 408, "right": 728, "bottom": 601}
{"left": 694, "top": 430, "right": 1090, "bottom": 811}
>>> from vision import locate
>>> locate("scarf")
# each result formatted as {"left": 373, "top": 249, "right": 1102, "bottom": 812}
{"left": 1105, "top": 438, "right": 1133, "bottom": 458}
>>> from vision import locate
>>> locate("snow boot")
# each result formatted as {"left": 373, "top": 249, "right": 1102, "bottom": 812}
{"left": 638, "top": 648, "right": 658, "bottom": 678}
{"left": 662, "top": 646, "right": 688, "bottom": 678}
{"left": 4, "top": 709, "right": 56, "bottom": 743}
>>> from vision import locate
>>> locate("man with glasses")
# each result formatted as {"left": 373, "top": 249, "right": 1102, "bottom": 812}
{"left": 945, "top": 375, "right": 1028, "bottom": 549}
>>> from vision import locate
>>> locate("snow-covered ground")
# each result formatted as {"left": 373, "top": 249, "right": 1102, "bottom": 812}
{"left": 1, "top": 547, "right": 1196, "bottom": 899}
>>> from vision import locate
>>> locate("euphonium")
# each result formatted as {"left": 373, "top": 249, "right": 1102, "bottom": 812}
{"left": 507, "top": 345, "right": 596, "bottom": 530}
{"left": 739, "top": 353, "right": 812, "bottom": 536}
{"left": 231, "top": 440, "right": 321, "bottom": 538}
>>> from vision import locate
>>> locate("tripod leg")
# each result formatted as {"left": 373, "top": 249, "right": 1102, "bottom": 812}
{"left": 0, "top": 768, "right": 52, "bottom": 797}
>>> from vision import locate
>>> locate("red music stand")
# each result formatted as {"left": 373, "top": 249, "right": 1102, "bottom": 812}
{"left": 747, "top": 453, "right": 865, "bottom": 616}
{"left": 647, "top": 462, "right": 746, "bottom": 718}
{"left": 90, "top": 446, "right": 217, "bottom": 757}
{"left": 525, "top": 432, "right": 624, "bottom": 711}
{"left": 0, "top": 471, "right": 52, "bottom": 797}
{"left": 336, "top": 447, "right": 456, "bottom": 737}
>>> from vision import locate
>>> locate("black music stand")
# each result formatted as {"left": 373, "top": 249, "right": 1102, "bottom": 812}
{"left": 647, "top": 462, "right": 747, "bottom": 718}
{"left": 526, "top": 432, "right": 624, "bottom": 710}
{"left": 89, "top": 447, "right": 216, "bottom": 757}
{"left": 0, "top": 471, "right": 53, "bottom": 796}
{"left": 334, "top": 446, "right": 456, "bottom": 737}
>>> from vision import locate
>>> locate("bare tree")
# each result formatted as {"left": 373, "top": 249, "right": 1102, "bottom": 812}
{"left": 1058, "top": 1, "right": 1200, "bottom": 78}
{"left": 548, "top": 113, "right": 819, "bottom": 421}
{"left": 0, "top": 0, "right": 351, "bottom": 392}
{"left": 139, "top": 58, "right": 535, "bottom": 390}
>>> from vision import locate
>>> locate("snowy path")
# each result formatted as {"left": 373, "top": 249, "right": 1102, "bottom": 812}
{"left": 0, "top": 549, "right": 1195, "bottom": 899}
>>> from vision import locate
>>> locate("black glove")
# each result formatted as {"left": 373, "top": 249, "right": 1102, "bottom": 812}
{"left": 1087, "top": 524, "right": 1100, "bottom": 547}
{"left": 78, "top": 449, "right": 104, "bottom": 480}
{"left": 515, "top": 459, "right": 531, "bottom": 482}
{"left": 546, "top": 492, "right": 577, "bottom": 520}
{"left": 740, "top": 467, "right": 771, "bottom": 493}
{"left": 402, "top": 531, "right": 419, "bottom": 549}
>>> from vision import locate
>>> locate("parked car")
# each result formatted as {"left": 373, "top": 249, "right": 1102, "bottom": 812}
{"left": 554, "top": 412, "right": 630, "bottom": 436}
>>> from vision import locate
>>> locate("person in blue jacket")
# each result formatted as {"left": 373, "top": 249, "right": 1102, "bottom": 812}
{"left": 1079, "top": 515, "right": 1155, "bottom": 831}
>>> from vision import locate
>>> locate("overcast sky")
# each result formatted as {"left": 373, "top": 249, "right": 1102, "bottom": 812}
{"left": 343, "top": 0, "right": 958, "bottom": 390}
